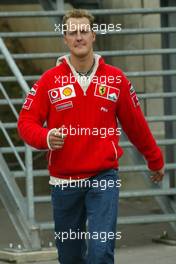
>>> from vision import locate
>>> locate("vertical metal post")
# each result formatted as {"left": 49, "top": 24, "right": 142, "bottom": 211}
{"left": 25, "top": 145, "right": 35, "bottom": 221}
{"left": 25, "top": 145, "right": 41, "bottom": 249}
{"left": 161, "top": 0, "right": 176, "bottom": 200}
{"left": 0, "top": 36, "right": 42, "bottom": 248}
{"left": 56, "top": 0, "right": 64, "bottom": 10}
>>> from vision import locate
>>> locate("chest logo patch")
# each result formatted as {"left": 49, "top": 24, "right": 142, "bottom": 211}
{"left": 94, "top": 84, "right": 120, "bottom": 102}
{"left": 55, "top": 101, "right": 73, "bottom": 111}
{"left": 99, "top": 85, "right": 107, "bottom": 95}
{"left": 63, "top": 87, "right": 72, "bottom": 96}
{"left": 48, "top": 84, "right": 76, "bottom": 104}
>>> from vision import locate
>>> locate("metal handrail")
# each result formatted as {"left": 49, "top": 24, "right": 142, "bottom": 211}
{"left": 0, "top": 99, "right": 23, "bottom": 105}
{"left": 0, "top": 5, "right": 175, "bottom": 238}
{"left": 1, "top": 27, "right": 176, "bottom": 38}
{"left": 11, "top": 163, "right": 176, "bottom": 178}
{"left": 127, "top": 70, "right": 176, "bottom": 77}
{"left": 33, "top": 188, "right": 176, "bottom": 203}
{"left": 39, "top": 213, "right": 176, "bottom": 230}
{"left": 0, "top": 7, "right": 176, "bottom": 17}
{"left": 0, "top": 38, "right": 37, "bottom": 242}
{"left": 1, "top": 116, "right": 176, "bottom": 129}
{"left": 1, "top": 92, "right": 176, "bottom": 106}
{"left": 120, "top": 139, "right": 176, "bottom": 147}
{"left": 0, "top": 138, "right": 175, "bottom": 154}
{"left": 0, "top": 83, "right": 19, "bottom": 119}
{"left": 0, "top": 38, "right": 29, "bottom": 94}
{"left": 0, "top": 121, "right": 25, "bottom": 171}
{"left": 1, "top": 138, "right": 176, "bottom": 154}
{"left": 138, "top": 92, "right": 176, "bottom": 99}
{"left": 1, "top": 48, "right": 176, "bottom": 60}
{"left": 1, "top": 70, "right": 176, "bottom": 83}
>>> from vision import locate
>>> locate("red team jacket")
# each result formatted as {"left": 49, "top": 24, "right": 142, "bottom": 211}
{"left": 17, "top": 56, "right": 164, "bottom": 180}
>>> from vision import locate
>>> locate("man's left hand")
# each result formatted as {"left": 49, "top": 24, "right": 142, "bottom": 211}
{"left": 150, "top": 167, "right": 164, "bottom": 183}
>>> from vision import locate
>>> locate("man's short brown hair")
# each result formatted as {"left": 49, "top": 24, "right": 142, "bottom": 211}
{"left": 62, "top": 9, "right": 95, "bottom": 33}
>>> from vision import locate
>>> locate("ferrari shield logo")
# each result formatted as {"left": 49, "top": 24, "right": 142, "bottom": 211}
{"left": 99, "top": 85, "right": 106, "bottom": 95}
{"left": 94, "top": 83, "right": 120, "bottom": 102}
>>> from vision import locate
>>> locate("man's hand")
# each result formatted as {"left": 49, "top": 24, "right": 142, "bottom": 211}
{"left": 150, "top": 167, "right": 164, "bottom": 183}
{"left": 48, "top": 126, "right": 67, "bottom": 150}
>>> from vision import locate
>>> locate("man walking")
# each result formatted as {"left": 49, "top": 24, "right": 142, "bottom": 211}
{"left": 18, "top": 9, "right": 164, "bottom": 264}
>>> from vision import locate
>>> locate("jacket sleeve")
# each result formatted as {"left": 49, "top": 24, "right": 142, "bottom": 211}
{"left": 116, "top": 71, "right": 164, "bottom": 171}
{"left": 17, "top": 74, "right": 50, "bottom": 149}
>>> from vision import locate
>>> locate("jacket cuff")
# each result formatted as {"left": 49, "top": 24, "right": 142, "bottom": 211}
{"left": 47, "top": 128, "right": 57, "bottom": 150}
{"left": 147, "top": 151, "right": 164, "bottom": 171}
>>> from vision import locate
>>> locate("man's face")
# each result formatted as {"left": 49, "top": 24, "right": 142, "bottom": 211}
{"left": 64, "top": 17, "right": 96, "bottom": 57}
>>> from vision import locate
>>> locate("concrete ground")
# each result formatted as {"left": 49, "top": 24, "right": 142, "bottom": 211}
{"left": 0, "top": 244, "right": 176, "bottom": 264}
{"left": 0, "top": 198, "right": 176, "bottom": 263}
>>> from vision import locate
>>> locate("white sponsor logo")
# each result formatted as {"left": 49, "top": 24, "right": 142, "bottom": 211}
{"left": 51, "top": 90, "right": 59, "bottom": 99}
{"left": 48, "top": 84, "right": 76, "bottom": 104}
{"left": 101, "top": 107, "right": 108, "bottom": 112}
{"left": 108, "top": 93, "right": 117, "bottom": 102}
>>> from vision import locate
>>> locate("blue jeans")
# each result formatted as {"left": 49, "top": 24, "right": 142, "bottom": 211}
{"left": 51, "top": 169, "right": 120, "bottom": 264}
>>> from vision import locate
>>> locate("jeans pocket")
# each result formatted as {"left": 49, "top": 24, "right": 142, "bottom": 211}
{"left": 51, "top": 186, "right": 64, "bottom": 210}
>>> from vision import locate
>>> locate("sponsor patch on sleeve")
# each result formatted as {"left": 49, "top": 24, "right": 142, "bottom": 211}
{"left": 29, "top": 83, "right": 38, "bottom": 96}
{"left": 129, "top": 84, "right": 135, "bottom": 95}
{"left": 48, "top": 84, "right": 76, "bottom": 104}
{"left": 22, "top": 98, "right": 33, "bottom": 110}
{"left": 129, "top": 83, "right": 140, "bottom": 107}
{"left": 94, "top": 84, "right": 120, "bottom": 102}
{"left": 131, "top": 93, "right": 140, "bottom": 107}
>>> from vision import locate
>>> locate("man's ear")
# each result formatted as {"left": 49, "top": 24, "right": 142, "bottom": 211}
{"left": 92, "top": 31, "right": 96, "bottom": 42}
{"left": 63, "top": 35, "right": 68, "bottom": 45}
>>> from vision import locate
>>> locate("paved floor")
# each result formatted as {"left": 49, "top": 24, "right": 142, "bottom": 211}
{"left": 0, "top": 244, "right": 176, "bottom": 264}
{"left": 0, "top": 198, "right": 176, "bottom": 263}
{"left": 118, "top": 244, "right": 176, "bottom": 264}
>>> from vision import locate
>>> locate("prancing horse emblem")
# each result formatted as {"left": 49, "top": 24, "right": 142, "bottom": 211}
{"left": 99, "top": 85, "right": 106, "bottom": 95}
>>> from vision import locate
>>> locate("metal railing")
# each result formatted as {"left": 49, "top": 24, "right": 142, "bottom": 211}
{"left": 0, "top": 37, "right": 41, "bottom": 250}
{"left": 0, "top": 7, "right": 176, "bottom": 17}
{"left": 0, "top": 5, "right": 176, "bottom": 251}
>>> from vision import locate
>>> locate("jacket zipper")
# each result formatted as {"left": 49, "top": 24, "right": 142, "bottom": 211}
{"left": 111, "top": 140, "right": 118, "bottom": 160}
{"left": 48, "top": 150, "right": 52, "bottom": 166}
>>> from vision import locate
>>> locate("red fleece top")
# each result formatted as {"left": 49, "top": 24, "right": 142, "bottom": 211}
{"left": 17, "top": 57, "right": 164, "bottom": 179}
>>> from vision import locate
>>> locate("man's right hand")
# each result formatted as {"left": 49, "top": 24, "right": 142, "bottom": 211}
{"left": 48, "top": 126, "right": 67, "bottom": 150}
